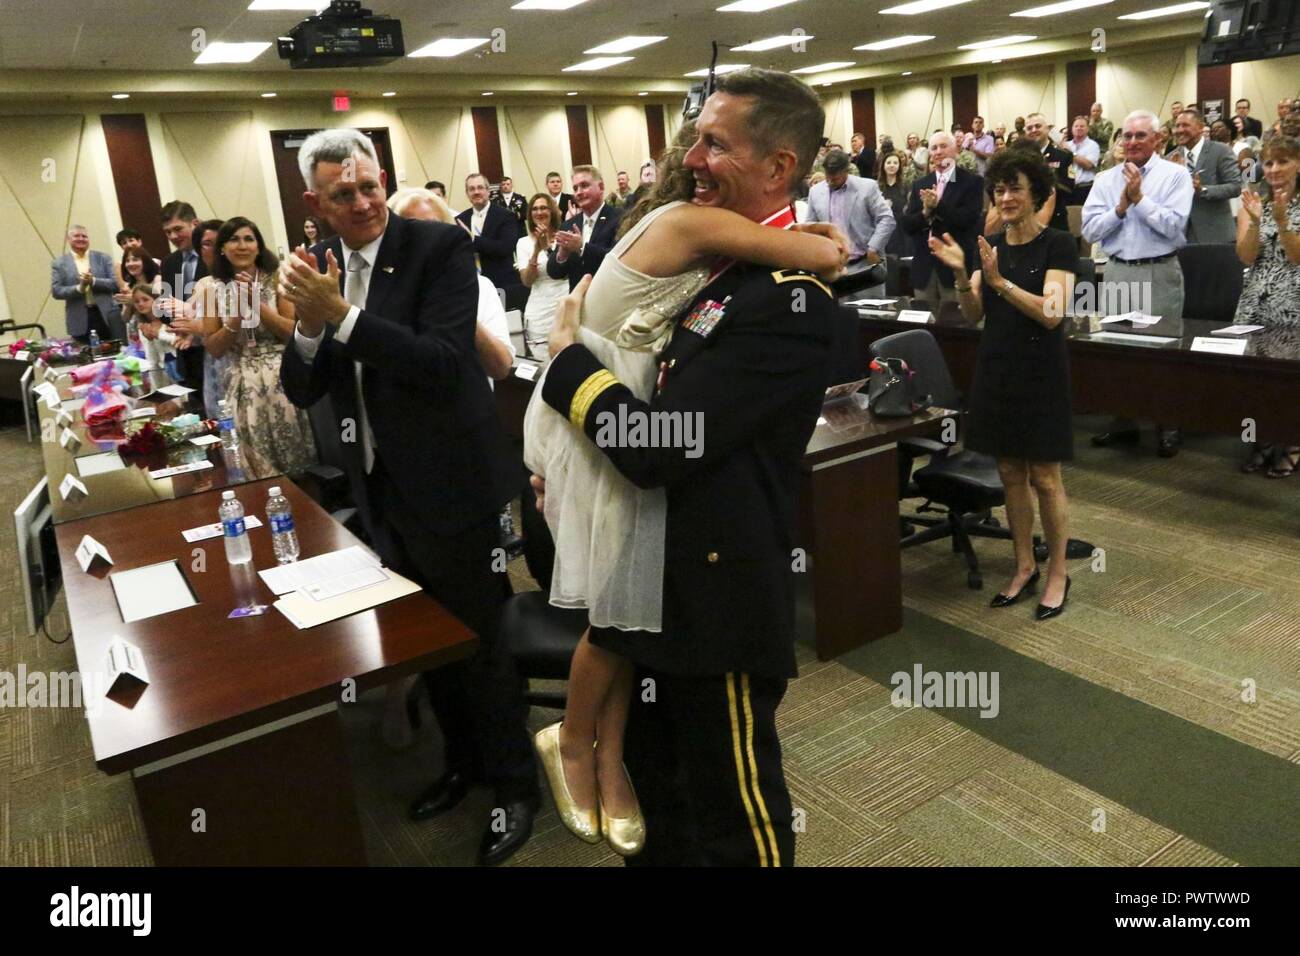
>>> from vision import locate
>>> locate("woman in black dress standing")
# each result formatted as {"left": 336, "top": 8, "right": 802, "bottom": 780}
{"left": 928, "top": 148, "right": 1077, "bottom": 620}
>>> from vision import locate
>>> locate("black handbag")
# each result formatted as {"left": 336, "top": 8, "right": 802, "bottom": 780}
{"left": 867, "top": 357, "right": 930, "bottom": 417}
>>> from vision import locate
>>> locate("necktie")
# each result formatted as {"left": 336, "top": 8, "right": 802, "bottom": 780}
{"left": 182, "top": 251, "right": 196, "bottom": 296}
{"left": 346, "top": 252, "right": 377, "bottom": 473}
{"left": 935, "top": 173, "right": 947, "bottom": 201}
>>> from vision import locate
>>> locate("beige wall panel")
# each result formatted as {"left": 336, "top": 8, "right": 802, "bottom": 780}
{"left": 591, "top": 104, "right": 649, "bottom": 187}
{"left": 395, "top": 107, "right": 471, "bottom": 201}
{"left": 500, "top": 106, "right": 569, "bottom": 198}
{"left": 1099, "top": 45, "right": 1191, "bottom": 123}
{"left": 879, "top": 80, "right": 946, "bottom": 144}
{"left": 984, "top": 66, "right": 1056, "bottom": 131}
{"left": 158, "top": 111, "right": 273, "bottom": 233}
{"left": 1233, "top": 53, "right": 1300, "bottom": 126}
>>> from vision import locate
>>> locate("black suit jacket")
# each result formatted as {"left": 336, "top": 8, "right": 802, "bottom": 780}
{"left": 852, "top": 147, "right": 877, "bottom": 179}
{"left": 159, "top": 247, "right": 209, "bottom": 305}
{"left": 542, "top": 264, "right": 835, "bottom": 679}
{"left": 1241, "top": 116, "right": 1263, "bottom": 139}
{"left": 279, "top": 214, "right": 515, "bottom": 538}
{"left": 901, "top": 167, "right": 985, "bottom": 290}
{"left": 455, "top": 203, "right": 522, "bottom": 290}
{"left": 1040, "top": 142, "right": 1075, "bottom": 231}
{"left": 550, "top": 192, "right": 576, "bottom": 220}
{"left": 545, "top": 205, "right": 623, "bottom": 290}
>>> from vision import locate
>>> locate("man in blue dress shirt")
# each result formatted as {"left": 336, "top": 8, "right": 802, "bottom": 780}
{"left": 807, "top": 149, "right": 896, "bottom": 297}
{"left": 1083, "top": 108, "right": 1194, "bottom": 457}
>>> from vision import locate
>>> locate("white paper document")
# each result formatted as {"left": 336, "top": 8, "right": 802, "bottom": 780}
{"left": 845, "top": 298, "right": 898, "bottom": 307}
{"left": 897, "top": 310, "right": 932, "bottom": 324}
{"left": 76, "top": 452, "right": 126, "bottom": 478}
{"left": 148, "top": 460, "right": 214, "bottom": 479}
{"left": 110, "top": 560, "right": 198, "bottom": 623}
{"left": 189, "top": 433, "right": 222, "bottom": 446}
{"left": 158, "top": 384, "right": 195, "bottom": 397}
{"left": 1089, "top": 331, "right": 1180, "bottom": 345}
{"left": 515, "top": 362, "right": 539, "bottom": 382}
{"left": 182, "top": 514, "right": 264, "bottom": 542}
{"left": 302, "top": 565, "right": 389, "bottom": 602}
{"left": 1210, "top": 325, "right": 1262, "bottom": 335}
{"left": 273, "top": 569, "right": 422, "bottom": 629}
{"left": 128, "top": 405, "right": 157, "bottom": 419}
{"left": 1101, "top": 312, "right": 1162, "bottom": 326}
{"left": 258, "top": 545, "right": 381, "bottom": 596}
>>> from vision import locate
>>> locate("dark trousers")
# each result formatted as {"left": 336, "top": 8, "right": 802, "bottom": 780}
{"left": 622, "top": 667, "right": 794, "bottom": 866}
{"left": 178, "top": 345, "right": 206, "bottom": 408}
{"left": 367, "top": 456, "right": 537, "bottom": 803}
{"left": 71, "top": 306, "right": 112, "bottom": 345}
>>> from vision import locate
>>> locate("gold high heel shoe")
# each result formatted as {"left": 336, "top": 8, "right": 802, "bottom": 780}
{"left": 534, "top": 722, "right": 601, "bottom": 844}
{"left": 599, "top": 764, "right": 645, "bottom": 857}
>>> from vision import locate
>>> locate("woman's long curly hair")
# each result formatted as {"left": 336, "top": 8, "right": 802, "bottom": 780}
{"left": 617, "top": 120, "right": 699, "bottom": 240}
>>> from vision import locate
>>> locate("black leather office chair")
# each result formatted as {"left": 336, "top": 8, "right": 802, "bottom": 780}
{"left": 871, "top": 328, "right": 1025, "bottom": 590}
{"left": 500, "top": 474, "right": 586, "bottom": 708}
{"left": 1176, "top": 244, "right": 1244, "bottom": 321}
{"left": 1073, "top": 257, "right": 1096, "bottom": 315}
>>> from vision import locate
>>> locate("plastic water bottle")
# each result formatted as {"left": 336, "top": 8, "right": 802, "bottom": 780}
{"left": 266, "top": 486, "right": 300, "bottom": 565}
{"left": 89, "top": 329, "right": 101, "bottom": 349}
{"left": 217, "top": 398, "right": 239, "bottom": 451}
{"left": 220, "top": 490, "right": 252, "bottom": 565}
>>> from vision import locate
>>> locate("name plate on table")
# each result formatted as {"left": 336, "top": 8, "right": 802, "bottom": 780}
{"left": 59, "top": 427, "right": 81, "bottom": 451}
{"left": 55, "top": 408, "right": 74, "bottom": 428}
{"left": 1190, "top": 336, "right": 1248, "bottom": 356}
{"left": 34, "top": 357, "right": 48, "bottom": 371}
{"left": 105, "top": 638, "right": 149, "bottom": 694}
{"left": 148, "top": 460, "right": 214, "bottom": 480}
{"left": 75, "top": 534, "right": 113, "bottom": 572}
{"left": 43, "top": 367, "right": 60, "bottom": 384}
{"left": 897, "top": 310, "right": 933, "bottom": 324}
{"left": 515, "top": 361, "right": 539, "bottom": 382}
{"left": 14, "top": 350, "right": 30, "bottom": 362}
{"left": 59, "top": 474, "right": 89, "bottom": 501}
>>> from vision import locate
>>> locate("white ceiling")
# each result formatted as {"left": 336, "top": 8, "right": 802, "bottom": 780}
{"left": 0, "top": 0, "right": 1207, "bottom": 81}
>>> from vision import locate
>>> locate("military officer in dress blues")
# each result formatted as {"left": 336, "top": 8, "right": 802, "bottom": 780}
{"left": 533, "top": 68, "right": 840, "bottom": 866}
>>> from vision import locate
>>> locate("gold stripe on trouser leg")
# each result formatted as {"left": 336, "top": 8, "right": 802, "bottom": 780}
{"left": 740, "top": 673, "right": 781, "bottom": 867}
{"left": 726, "top": 672, "right": 771, "bottom": 866}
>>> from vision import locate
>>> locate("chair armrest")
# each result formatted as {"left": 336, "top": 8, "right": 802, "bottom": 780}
{"left": 900, "top": 437, "right": 948, "bottom": 457}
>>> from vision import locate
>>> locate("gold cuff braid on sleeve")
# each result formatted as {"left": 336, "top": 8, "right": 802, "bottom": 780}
{"left": 569, "top": 370, "right": 619, "bottom": 429}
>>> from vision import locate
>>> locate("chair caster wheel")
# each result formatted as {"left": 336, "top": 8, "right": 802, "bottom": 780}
{"left": 967, "top": 572, "right": 983, "bottom": 590}
{"left": 1033, "top": 542, "right": 1049, "bottom": 563}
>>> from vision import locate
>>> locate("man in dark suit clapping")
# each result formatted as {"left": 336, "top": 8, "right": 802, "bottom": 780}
{"left": 279, "top": 129, "right": 537, "bottom": 866}
{"left": 456, "top": 172, "right": 524, "bottom": 292}
{"left": 546, "top": 165, "right": 623, "bottom": 290}
{"left": 901, "top": 131, "right": 984, "bottom": 303}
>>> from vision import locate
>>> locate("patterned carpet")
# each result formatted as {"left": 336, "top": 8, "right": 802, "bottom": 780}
{"left": 2, "top": 409, "right": 1297, "bottom": 866}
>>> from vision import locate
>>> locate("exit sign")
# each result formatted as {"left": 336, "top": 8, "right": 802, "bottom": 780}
{"left": 332, "top": 95, "right": 351, "bottom": 112}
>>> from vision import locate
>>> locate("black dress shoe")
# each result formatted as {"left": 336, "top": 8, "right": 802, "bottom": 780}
{"left": 1035, "top": 577, "right": 1071, "bottom": 621}
{"left": 1157, "top": 428, "right": 1182, "bottom": 458}
{"left": 408, "top": 771, "right": 472, "bottom": 821}
{"left": 477, "top": 798, "right": 538, "bottom": 866}
{"left": 1091, "top": 429, "right": 1140, "bottom": 448}
{"left": 990, "top": 568, "right": 1040, "bottom": 608}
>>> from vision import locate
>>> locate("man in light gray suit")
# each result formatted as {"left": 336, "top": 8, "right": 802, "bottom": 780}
{"left": 1172, "top": 108, "right": 1241, "bottom": 244}
{"left": 51, "top": 225, "right": 124, "bottom": 343}
{"left": 807, "top": 149, "right": 896, "bottom": 297}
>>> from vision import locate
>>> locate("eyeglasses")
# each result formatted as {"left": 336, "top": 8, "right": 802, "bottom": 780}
{"left": 1120, "top": 131, "right": 1152, "bottom": 141}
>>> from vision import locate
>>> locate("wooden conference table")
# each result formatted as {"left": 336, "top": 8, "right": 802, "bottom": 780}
{"left": 40, "top": 363, "right": 476, "bottom": 865}
{"left": 853, "top": 300, "right": 1300, "bottom": 443}
{"left": 495, "top": 367, "right": 952, "bottom": 660}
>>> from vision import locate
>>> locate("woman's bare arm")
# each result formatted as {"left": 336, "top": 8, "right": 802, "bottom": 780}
{"left": 620, "top": 203, "right": 843, "bottom": 280}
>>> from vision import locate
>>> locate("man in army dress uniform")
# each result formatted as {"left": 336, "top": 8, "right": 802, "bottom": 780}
{"left": 534, "top": 68, "right": 841, "bottom": 866}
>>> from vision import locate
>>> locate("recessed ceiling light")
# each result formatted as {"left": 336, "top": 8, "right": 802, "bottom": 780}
{"left": 247, "top": 1, "right": 327, "bottom": 10}
{"left": 381, "top": 91, "right": 396, "bottom": 97}
{"left": 881, "top": 0, "right": 975, "bottom": 14}
{"left": 901, "top": 71, "right": 913, "bottom": 76}
{"left": 585, "top": 36, "right": 667, "bottom": 55}
{"left": 408, "top": 38, "right": 490, "bottom": 57}
{"left": 1118, "top": 2, "right": 1209, "bottom": 20}
{"left": 733, "top": 34, "right": 814, "bottom": 52}
{"left": 791, "top": 61, "right": 855, "bottom": 75}
{"left": 991, "top": 59, "right": 1003, "bottom": 63}
{"left": 481, "top": 91, "right": 494, "bottom": 96}
{"left": 563, "top": 56, "right": 634, "bottom": 71}
{"left": 261, "top": 92, "right": 277, "bottom": 98}
{"left": 717, "top": 0, "right": 799, "bottom": 10}
{"left": 854, "top": 35, "right": 935, "bottom": 51}
{"left": 821, "top": 82, "right": 832, "bottom": 88}
{"left": 566, "top": 91, "right": 578, "bottom": 96}
{"left": 684, "top": 64, "right": 751, "bottom": 77}
{"left": 111, "top": 93, "right": 130, "bottom": 100}
{"left": 194, "top": 41, "right": 272, "bottom": 64}
{"left": 512, "top": 0, "right": 588, "bottom": 8}
{"left": 959, "top": 35, "right": 1037, "bottom": 50}
{"left": 638, "top": 91, "right": 649, "bottom": 96}
{"left": 1012, "top": 0, "right": 1112, "bottom": 16}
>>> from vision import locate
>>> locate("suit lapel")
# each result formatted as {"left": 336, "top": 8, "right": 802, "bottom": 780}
{"left": 363, "top": 216, "right": 403, "bottom": 316}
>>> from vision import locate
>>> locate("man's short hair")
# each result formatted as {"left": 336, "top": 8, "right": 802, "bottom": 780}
{"left": 388, "top": 187, "right": 455, "bottom": 223}
{"left": 297, "top": 128, "right": 379, "bottom": 191}
{"left": 546, "top": 171, "right": 562, "bottom": 180}
{"left": 822, "top": 148, "right": 851, "bottom": 174}
{"left": 465, "top": 172, "right": 488, "bottom": 187}
{"left": 66, "top": 224, "right": 87, "bottom": 236}
{"left": 160, "top": 201, "right": 196, "bottom": 223}
{"left": 1237, "top": 98, "right": 1251, "bottom": 108}
{"left": 639, "top": 161, "right": 654, "bottom": 172}
{"left": 928, "top": 131, "right": 955, "bottom": 149}
{"left": 1123, "top": 109, "right": 1160, "bottom": 130}
{"left": 571, "top": 164, "right": 602, "bottom": 184}
{"left": 424, "top": 180, "right": 445, "bottom": 191}
{"left": 713, "top": 67, "right": 825, "bottom": 183}
{"left": 973, "top": 115, "right": 984, "bottom": 123}
{"left": 115, "top": 228, "right": 141, "bottom": 246}
{"left": 1178, "top": 108, "right": 1204, "bottom": 126}
{"left": 1026, "top": 112, "right": 1047, "bottom": 125}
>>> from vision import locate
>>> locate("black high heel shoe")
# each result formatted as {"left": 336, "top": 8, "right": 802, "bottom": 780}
{"left": 1035, "top": 576, "right": 1071, "bottom": 621}
{"left": 990, "top": 568, "right": 1039, "bottom": 608}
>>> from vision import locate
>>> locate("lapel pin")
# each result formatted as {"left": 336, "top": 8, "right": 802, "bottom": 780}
{"left": 382, "top": 266, "right": 395, "bottom": 274}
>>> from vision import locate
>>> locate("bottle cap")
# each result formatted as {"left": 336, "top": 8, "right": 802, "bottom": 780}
{"left": 268, "top": 486, "right": 281, "bottom": 497}
{"left": 222, "top": 490, "right": 235, "bottom": 499}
